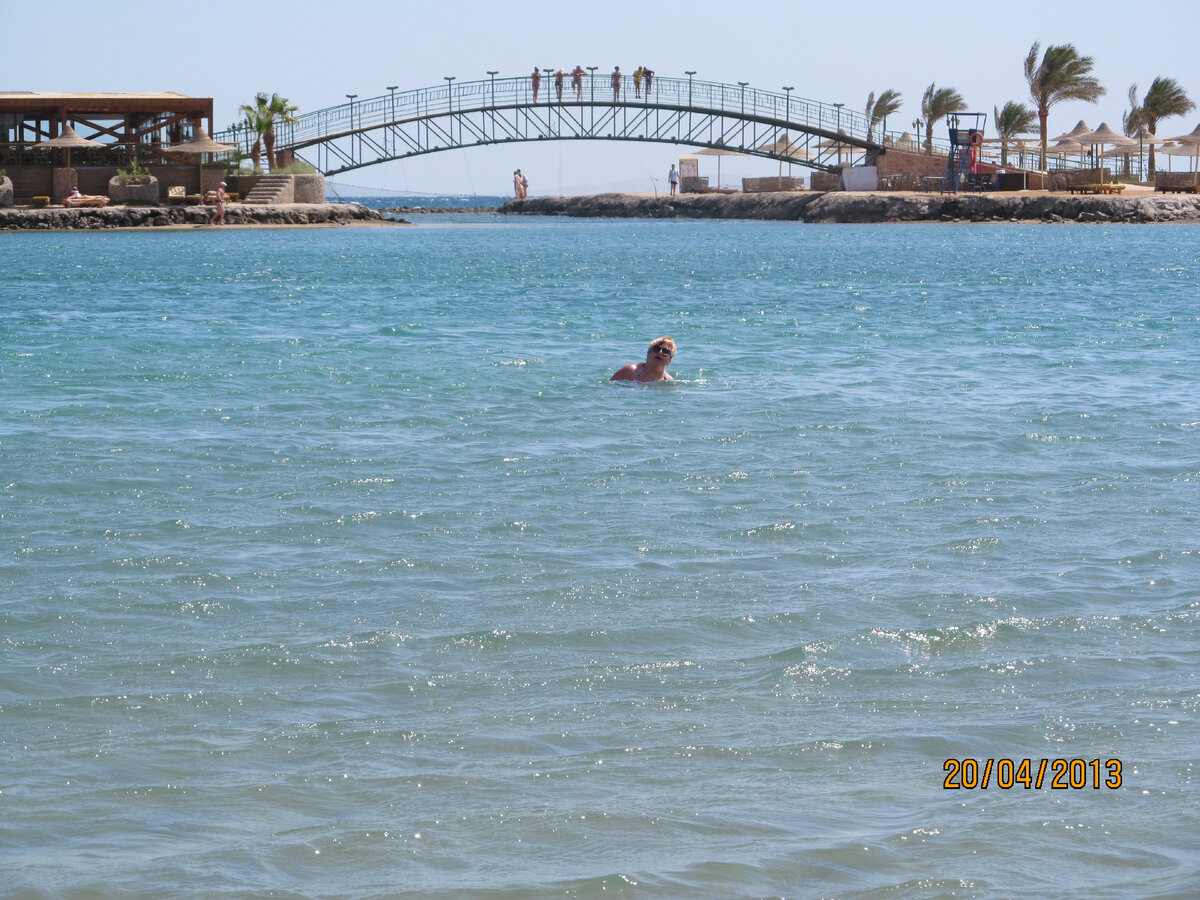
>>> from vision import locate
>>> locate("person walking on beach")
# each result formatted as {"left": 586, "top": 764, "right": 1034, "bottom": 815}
{"left": 554, "top": 69, "right": 565, "bottom": 103}
{"left": 668, "top": 164, "right": 679, "bottom": 196}
{"left": 531, "top": 67, "right": 541, "bottom": 103}
{"left": 611, "top": 66, "right": 622, "bottom": 102}
{"left": 611, "top": 336, "right": 676, "bottom": 382}
{"left": 633, "top": 66, "right": 643, "bottom": 98}
{"left": 208, "top": 181, "right": 227, "bottom": 225}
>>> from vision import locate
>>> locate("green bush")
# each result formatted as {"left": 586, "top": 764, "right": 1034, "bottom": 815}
{"left": 272, "top": 161, "right": 318, "bottom": 175}
{"left": 117, "top": 159, "right": 152, "bottom": 185}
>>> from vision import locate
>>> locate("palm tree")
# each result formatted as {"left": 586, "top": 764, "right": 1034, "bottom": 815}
{"left": 993, "top": 101, "right": 1037, "bottom": 166}
{"left": 261, "top": 93, "right": 300, "bottom": 172}
{"left": 239, "top": 104, "right": 270, "bottom": 173}
{"left": 1119, "top": 84, "right": 1142, "bottom": 178}
{"left": 865, "top": 89, "right": 902, "bottom": 143}
{"left": 240, "top": 92, "right": 301, "bottom": 173}
{"left": 921, "top": 83, "right": 966, "bottom": 154}
{"left": 1140, "top": 76, "right": 1195, "bottom": 177}
{"left": 1024, "top": 42, "right": 1106, "bottom": 165}
{"left": 1122, "top": 83, "right": 1142, "bottom": 136}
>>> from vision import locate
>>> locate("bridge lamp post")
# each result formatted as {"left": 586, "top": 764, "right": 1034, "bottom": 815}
{"left": 346, "top": 94, "right": 357, "bottom": 160}
{"left": 738, "top": 81, "right": 749, "bottom": 151}
{"left": 542, "top": 69, "right": 554, "bottom": 104}
{"left": 443, "top": 76, "right": 456, "bottom": 147}
{"left": 833, "top": 102, "right": 844, "bottom": 166}
{"left": 782, "top": 86, "right": 794, "bottom": 177}
{"left": 386, "top": 86, "right": 398, "bottom": 155}
{"left": 586, "top": 66, "right": 597, "bottom": 102}
{"left": 685, "top": 71, "right": 696, "bottom": 106}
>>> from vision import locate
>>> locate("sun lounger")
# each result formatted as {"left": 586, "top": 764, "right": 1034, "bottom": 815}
{"left": 64, "top": 195, "right": 109, "bottom": 207}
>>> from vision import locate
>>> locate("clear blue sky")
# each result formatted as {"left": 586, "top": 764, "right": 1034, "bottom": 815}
{"left": 7, "top": 0, "right": 1199, "bottom": 195}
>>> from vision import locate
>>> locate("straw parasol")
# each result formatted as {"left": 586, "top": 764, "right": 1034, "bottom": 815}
{"left": 169, "top": 127, "right": 236, "bottom": 196}
{"left": 1073, "top": 123, "right": 1137, "bottom": 179}
{"left": 1164, "top": 123, "right": 1200, "bottom": 185}
{"left": 1051, "top": 120, "right": 1091, "bottom": 142}
{"left": 697, "top": 138, "right": 746, "bottom": 189}
{"left": 815, "top": 129, "right": 853, "bottom": 165}
{"left": 755, "top": 133, "right": 811, "bottom": 177}
{"left": 34, "top": 124, "right": 103, "bottom": 169}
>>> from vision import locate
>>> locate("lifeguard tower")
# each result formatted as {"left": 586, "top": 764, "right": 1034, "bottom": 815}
{"left": 941, "top": 112, "right": 987, "bottom": 194}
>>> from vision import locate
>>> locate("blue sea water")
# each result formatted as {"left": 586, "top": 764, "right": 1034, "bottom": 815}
{"left": 1, "top": 217, "right": 1198, "bottom": 900}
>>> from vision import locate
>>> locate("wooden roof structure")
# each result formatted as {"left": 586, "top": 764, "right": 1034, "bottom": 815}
{"left": 0, "top": 91, "right": 215, "bottom": 164}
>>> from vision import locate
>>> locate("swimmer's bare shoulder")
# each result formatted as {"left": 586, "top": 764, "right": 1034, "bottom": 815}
{"left": 610, "top": 364, "right": 638, "bottom": 381}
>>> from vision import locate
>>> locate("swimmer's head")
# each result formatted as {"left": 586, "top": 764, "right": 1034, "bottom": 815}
{"left": 648, "top": 336, "right": 675, "bottom": 360}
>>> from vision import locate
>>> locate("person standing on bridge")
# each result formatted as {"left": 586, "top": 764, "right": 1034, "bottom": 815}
{"left": 643, "top": 67, "right": 654, "bottom": 97}
{"left": 554, "top": 69, "right": 565, "bottom": 103}
{"left": 572, "top": 66, "right": 584, "bottom": 100}
{"left": 633, "top": 66, "right": 643, "bottom": 98}
{"left": 611, "top": 66, "right": 621, "bottom": 102}
{"left": 668, "top": 164, "right": 679, "bottom": 196}
{"left": 531, "top": 67, "right": 541, "bottom": 103}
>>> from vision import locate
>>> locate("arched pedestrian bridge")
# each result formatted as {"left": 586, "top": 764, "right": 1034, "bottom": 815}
{"left": 215, "top": 74, "right": 882, "bottom": 176}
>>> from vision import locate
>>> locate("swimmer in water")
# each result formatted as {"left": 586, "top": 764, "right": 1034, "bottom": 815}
{"left": 611, "top": 336, "right": 675, "bottom": 382}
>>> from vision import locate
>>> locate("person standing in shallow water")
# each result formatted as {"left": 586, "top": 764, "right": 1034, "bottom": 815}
{"left": 611, "top": 336, "right": 676, "bottom": 382}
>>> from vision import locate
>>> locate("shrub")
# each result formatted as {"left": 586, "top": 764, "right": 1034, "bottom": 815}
{"left": 273, "top": 161, "right": 318, "bottom": 175}
{"left": 117, "top": 160, "right": 152, "bottom": 185}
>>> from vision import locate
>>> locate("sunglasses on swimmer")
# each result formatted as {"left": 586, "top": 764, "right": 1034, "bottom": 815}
{"left": 652, "top": 344, "right": 673, "bottom": 356}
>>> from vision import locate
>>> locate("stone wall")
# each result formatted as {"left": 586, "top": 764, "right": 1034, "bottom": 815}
{"left": 293, "top": 174, "right": 326, "bottom": 203}
{"left": 742, "top": 176, "right": 806, "bottom": 192}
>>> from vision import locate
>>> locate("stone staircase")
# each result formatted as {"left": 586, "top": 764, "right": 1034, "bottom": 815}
{"left": 242, "top": 174, "right": 294, "bottom": 204}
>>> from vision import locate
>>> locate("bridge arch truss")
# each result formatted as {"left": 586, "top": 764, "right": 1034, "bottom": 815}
{"left": 217, "top": 75, "right": 883, "bottom": 177}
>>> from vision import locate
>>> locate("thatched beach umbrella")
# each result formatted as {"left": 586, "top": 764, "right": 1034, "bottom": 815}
{"left": 815, "top": 129, "right": 853, "bottom": 166}
{"left": 697, "top": 139, "right": 746, "bottom": 189}
{"left": 755, "top": 133, "right": 811, "bottom": 177}
{"left": 1050, "top": 120, "right": 1092, "bottom": 168}
{"left": 34, "top": 124, "right": 103, "bottom": 170}
{"left": 169, "top": 127, "right": 236, "bottom": 195}
{"left": 1073, "top": 123, "right": 1137, "bottom": 179}
{"left": 1164, "top": 123, "right": 1200, "bottom": 185}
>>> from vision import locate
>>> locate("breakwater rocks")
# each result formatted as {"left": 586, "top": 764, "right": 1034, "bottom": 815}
{"left": 0, "top": 202, "right": 384, "bottom": 231}
{"left": 500, "top": 191, "right": 1200, "bottom": 224}
{"left": 379, "top": 206, "right": 498, "bottom": 215}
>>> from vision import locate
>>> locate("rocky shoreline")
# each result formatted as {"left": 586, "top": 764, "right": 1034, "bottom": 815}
{"left": 499, "top": 191, "right": 1200, "bottom": 224}
{"left": 0, "top": 202, "right": 385, "bottom": 231}
{"left": 378, "top": 206, "right": 498, "bottom": 215}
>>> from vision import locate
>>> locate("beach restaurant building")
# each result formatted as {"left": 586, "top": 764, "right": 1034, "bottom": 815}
{"left": 0, "top": 91, "right": 221, "bottom": 201}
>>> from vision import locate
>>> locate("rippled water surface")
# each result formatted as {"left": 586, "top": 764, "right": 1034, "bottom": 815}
{"left": 2, "top": 218, "right": 1198, "bottom": 899}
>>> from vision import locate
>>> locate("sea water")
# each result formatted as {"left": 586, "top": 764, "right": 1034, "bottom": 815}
{"left": 1, "top": 217, "right": 1197, "bottom": 900}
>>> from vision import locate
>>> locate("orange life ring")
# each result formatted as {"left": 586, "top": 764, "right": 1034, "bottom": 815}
{"left": 968, "top": 131, "right": 983, "bottom": 147}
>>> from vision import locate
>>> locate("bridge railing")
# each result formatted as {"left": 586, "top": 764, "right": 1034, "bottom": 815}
{"left": 214, "top": 74, "right": 1088, "bottom": 172}
{"left": 216, "top": 74, "right": 880, "bottom": 153}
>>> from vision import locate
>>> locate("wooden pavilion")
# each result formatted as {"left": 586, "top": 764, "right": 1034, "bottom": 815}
{"left": 0, "top": 91, "right": 222, "bottom": 200}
